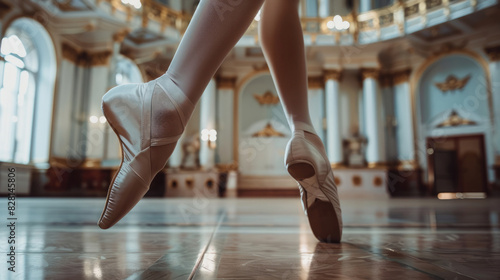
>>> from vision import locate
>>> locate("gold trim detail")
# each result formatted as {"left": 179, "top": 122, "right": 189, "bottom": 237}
{"left": 373, "top": 176, "right": 383, "bottom": 187}
{"left": 361, "top": 68, "right": 380, "bottom": 80}
{"left": 334, "top": 176, "right": 341, "bottom": 186}
{"left": 61, "top": 43, "right": 112, "bottom": 66}
{"left": 252, "top": 123, "right": 285, "bottom": 138}
{"left": 216, "top": 76, "right": 237, "bottom": 89}
{"left": 352, "top": 175, "right": 362, "bottom": 186}
{"left": 253, "top": 91, "right": 280, "bottom": 105}
{"left": 485, "top": 45, "right": 500, "bottom": 61}
{"left": 330, "top": 162, "right": 345, "bottom": 168}
{"left": 324, "top": 69, "right": 342, "bottom": 82}
{"left": 113, "top": 28, "right": 130, "bottom": 43}
{"left": 435, "top": 74, "right": 471, "bottom": 92}
{"left": 308, "top": 76, "right": 324, "bottom": 89}
{"left": 393, "top": 69, "right": 412, "bottom": 85}
{"left": 436, "top": 110, "right": 476, "bottom": 128}
{"left": 397, "top": 160, "right": 419, "bottom": 170}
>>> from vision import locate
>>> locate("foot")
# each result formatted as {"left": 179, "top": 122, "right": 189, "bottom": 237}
{"left": 285, "top": 122, "right": 342, "bottom": 243}
{"left": 98, "top": 75, "right": 193, "bottom": 229}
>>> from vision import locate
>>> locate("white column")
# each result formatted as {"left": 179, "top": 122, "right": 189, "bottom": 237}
{"left": 324, "top": 70, "right": 343, "bottom": 166}
{"left": 359, "top": 0, "right": 372, "bottom": 13}
{"left": 168, "top": 133, "right": 184, "bottom": 168}
{"left": 319, "top": 0, "right": 330, "bottom": 17}
{"left": 308, "top": 77, "right": 325, "bottom": 143}
{"left": 486, "top": 48, "right": 500, "bottom": 164}
{"left": 362, "top": 68, "right": 382, "bottom": 166}
{"left": 199, "top": 78, "right": 217, "bottom": 168}
{"left": 216, "top": 77, "right": 236, "bottom": 165}
{"left": 392, "top": 70, "right": 416, "bottom": 168}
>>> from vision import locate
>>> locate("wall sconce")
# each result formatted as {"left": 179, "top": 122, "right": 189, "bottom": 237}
{"left": 89, "top": 115, "right": 107, "bottom": 125}
{"left": 201, "top": 128, "right": 217, "bottom": 149}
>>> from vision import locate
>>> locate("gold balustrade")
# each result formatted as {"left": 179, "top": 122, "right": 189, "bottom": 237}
{"left": 97, "top": 0, "right": 479, "bottom": 38}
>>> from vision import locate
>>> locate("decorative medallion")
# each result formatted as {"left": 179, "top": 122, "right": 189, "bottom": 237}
{"left": 373, "top": 176, "right": 383, "bottom": 187}
{"left": 185, "top": 178, "right": 194, "bottom": 189}
{"left": 253, "top": 91, "right": 280, "bottom": 105}
{"left": 435, "top": 74, "right": 470, "bottom": 92}
{"left": 252, "top": 123, "right": 285, "bottom": 138}
{"left": 436, "top": 110, "right": 476, "bottom": 128}
{"left": 352, "top": 175, "right": 362, "bottom": 186}
{"left": 170, "top": 179, "right": 178, "bottom": 189}
{"left": 334, "top": 176, "right": 341, "bottom": 186}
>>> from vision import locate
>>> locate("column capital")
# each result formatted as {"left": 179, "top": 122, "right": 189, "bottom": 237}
{"left": 361, "top": 68, "right": 380, "bottom": 80}
{"left": 392, "top": 69, "right": 412, "bottom": 85}
{"left": 113, "top": 28, "right": 130, "bottom": 43}
{"left": 485, "top": 45, "right": 500, "bottom": 61}
{"left": 62, "top": 43, "right": 112, "bottom": 66}
{"left": 323, "top": 69, "right": 342, "bottom": 82}
{"left": 216, "top": 76, "right": 237, "bottom": 89}
{"left": 308, "top": 76, "right": 324, "bottom": 89}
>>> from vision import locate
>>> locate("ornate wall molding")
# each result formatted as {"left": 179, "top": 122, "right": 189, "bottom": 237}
{"left": 62, "top": 43, "right": 112, "bottom": 67}
{"left": 253, "top": 91, "right": 280, "bottom": 105}
{"left": 485, "top": 45, "right": 500, "bottom": 62}
{"left": 308, "top": 76, "right": 324, "bottom": 89}
{"left": 216, "top": 76, "right": 237, "bottom": 89}
{"left": 361, "top": 68, "right": 380, "bottom": 80}
{"left": 323, "top": 69, "right": 342, "bottom": 82}
{"left": 392, "top": 69, "right": 412, "bottom": 85}
{"left": 434, "top": 74, "right": 470, "bottom": 92}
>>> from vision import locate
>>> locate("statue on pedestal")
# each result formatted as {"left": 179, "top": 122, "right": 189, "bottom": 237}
{"left": 343, "top": 125, "right": 367, "bottom": 167}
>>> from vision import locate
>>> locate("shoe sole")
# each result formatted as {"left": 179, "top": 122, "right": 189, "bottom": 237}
{"left": 98, "top": 93, "right": 126, "bottom": 229}
{"left": 287, "top": 161, "right": 342, "bottom": 243}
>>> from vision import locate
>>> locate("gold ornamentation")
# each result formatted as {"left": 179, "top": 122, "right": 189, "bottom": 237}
{"left": 393, "top": 69, "right": 412, "bottom": 85}
{"left": 334, "top": 176, "right": 341, "bottom": 186}
{"left": 308, "top": 76, "right": 324, "bottom": 89}
{"left": 217, "top": 76, "right": 237, "bottom": 89}
{"left": 435, "top": 74, "right": 470, "bottom": 92}
{"left": 324, "top": 70, "right": 342, "bottom": 82}
{"left": 485, "top": 45, "right": 500, "bottom": 61}
{"left": 185, "top": 178, "right": 194, "bottom": 189}
{"left": 361, "top": 68, "right": 380, "bottom": 80}
{"left": 61, "top": 43, "right": 112, "bottom": 66}
{"left": 352, "top": 175, "right": 362, "bottom": 186}
{"left": 252, "top": 123, "right": 285, "bottom": 138}
{"left": 373, "top": 176, "right": 383, "bottom": 187}
{"left": 169, "top": 179, "right": 178, "bottom": 189}
{"left": 253, "top": 91, "right": 280, "bottom": 105}
{"left": 113, "top": 29, "right": 130, "bottom": 43}
{"left": 405, "top": 3, "right": 420, "bottom": 17}
{"left": 436, "top": 110, "right": 476, "bottom": 128}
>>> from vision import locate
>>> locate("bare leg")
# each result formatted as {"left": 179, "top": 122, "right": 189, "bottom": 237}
{"left": 160, "top": 0, "right": 265, "bottom": 105}
{"left": 258, "top": 0, "right": 313, "bottom": 130}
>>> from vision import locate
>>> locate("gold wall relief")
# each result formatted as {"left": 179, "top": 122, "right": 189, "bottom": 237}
{"left": 61, "top": 43, "right": 112, "bottom": 67}
{"left": 252, "top": 123, "right": 285, "bottom": 138}
{"left": 434, "top": 74, "right": 470, "bottom": 92}
{"left": 113, "top": 28, "right": 130, "bottom": 43}
{"left": 253, "top": 91, "right": 280, "bottom": 105}
{"left": 308, "top": 76, "right": 324, "bottom": 89}
{"left": 485, "top": 45, "right": 500, "bottom": 62}
{"left": 216, "top": 76, "right": 237, "bottom": 89}
{"left": 352, "top": 175, "right": 362, "bottom": 186}
{"left": 373, "top": 176, "right": 383, "bottom": 187}
{"left": 323, "top": 69, "right": 342, "bottom": 82}
{"left": 436, "top": 110, "right": 476, "bottom": 128}
{"left": 360, "top": 68, "right": 380, "bottom": 80}
{"left": 392, "top": 69, "right": 412, "bottom": 85}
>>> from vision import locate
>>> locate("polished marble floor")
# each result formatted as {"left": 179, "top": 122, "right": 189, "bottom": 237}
{"left": 0, "top": 196, "right": 499, "bottom": 280}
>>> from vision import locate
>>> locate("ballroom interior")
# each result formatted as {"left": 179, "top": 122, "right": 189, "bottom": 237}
{"left": 1, "top": 0, "right": 500, "bottom": 279}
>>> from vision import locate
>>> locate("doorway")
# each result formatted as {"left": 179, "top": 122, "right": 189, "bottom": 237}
{"left": 426, "top": 134, "right": 488, "bottom": 194}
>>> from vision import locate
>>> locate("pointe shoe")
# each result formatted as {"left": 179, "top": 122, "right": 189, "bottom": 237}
{"left": 98, "top": 77, "right": 192, "bottom": 229}
{"left": 285, "top": 122, "right": 342, "bottom": 243}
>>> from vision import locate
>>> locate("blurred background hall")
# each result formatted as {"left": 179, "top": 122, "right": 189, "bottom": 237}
{"left": 0, "top": 0, "right": 500, "bottom": 279}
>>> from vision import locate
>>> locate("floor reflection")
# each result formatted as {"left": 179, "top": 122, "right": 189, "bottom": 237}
{"left": 0, "top": 197, "right": 498, "bottom": 279}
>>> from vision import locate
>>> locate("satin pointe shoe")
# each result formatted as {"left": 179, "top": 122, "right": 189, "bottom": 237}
{"left": 98, "top": 76, "right": 193, "bottom": 229}
{"left": 285, "top": 122, "right": 342, "bottom": 243}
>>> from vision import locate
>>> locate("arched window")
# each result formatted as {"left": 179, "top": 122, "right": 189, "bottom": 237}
{"left": 114, "top": 54, "right": 143, "bottom": 85}
{"left": 0, "top": 18, "right": 56, "bottom": 164}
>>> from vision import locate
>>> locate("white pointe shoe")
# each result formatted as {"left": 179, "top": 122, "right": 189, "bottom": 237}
{"left": 98, "top": 76, "right": 193, "bottom": 229}
{"left": 285, "top": 122, "right": 342, "bottom": 243}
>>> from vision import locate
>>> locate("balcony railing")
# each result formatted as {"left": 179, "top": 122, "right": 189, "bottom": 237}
{"left": 96, "top": 0, "right": 496, "bottom": 44}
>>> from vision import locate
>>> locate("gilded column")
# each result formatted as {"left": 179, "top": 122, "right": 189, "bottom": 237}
{"left": 324, "top": 70, "right": 343, "bottom": 166}
{"left": 216, "top": 76, "right": 237, "bottom": 166}
{"left": 485, "top": 46, "right": 500, "bottom": 164}
{"left": 392, "top": 69, "right": 416, "bottom": 168}
{"left": 199, "top": 78, "right": 217, "bottom": 169}
{"left": 361, "top": 68, "right": 383, "bottom": 167}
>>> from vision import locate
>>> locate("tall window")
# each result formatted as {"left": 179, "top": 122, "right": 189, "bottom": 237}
{"left": 114, "top": 55, "right": 143, "bottom": 85}
{"left": 0, "top": 18, "right": 56, "bottom": 164}
{"left": 0, "top": 32, "right": 38, "bottom": 163}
